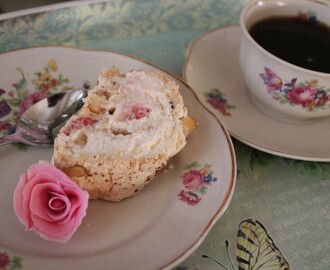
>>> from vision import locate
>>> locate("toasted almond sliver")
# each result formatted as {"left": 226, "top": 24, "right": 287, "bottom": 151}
{"left": 181, "top": 116, "right": 197, "bottom": 136}
{"left": 88, "top": 103, "right": 105, "bottom": 114}
{"left": 73, "top": 132, "right": 87, "bottom": 145}
{"left": 64, "top": 166, "right": 87, "bottom": 177}
{"left": 102, "top": 66, "right": 120, "bottom": 78}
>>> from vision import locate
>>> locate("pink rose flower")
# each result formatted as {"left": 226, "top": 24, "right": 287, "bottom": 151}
{"left": 18, "top": 91, "right": 47, "bottom": 117}
{"left": 14, "top": 163, "right": 89, "bottom": 243}
{"left": 208, "top": 98, "right": 226, "bottom": 113}
{"left": 287, "top": 86, "right": 317, "bottom": 106}
{"left": 178, "top": 190, "right": 201, "bottom": 206}
{"left": 0, "top": 120, "right": 10, "bottom": 132}
{"left": 0, "top": 252, "right": 10, "bottom": 267}
{"left": 182, "top": 169, "right": 204, "bottom": 190}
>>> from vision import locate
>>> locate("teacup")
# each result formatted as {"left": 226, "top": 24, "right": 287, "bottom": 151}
{"left": 239, "top": 0, "right": 330, "bottom": 121}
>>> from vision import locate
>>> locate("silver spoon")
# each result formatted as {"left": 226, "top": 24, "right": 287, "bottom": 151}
{"left": 0, "top": 89, "right": 87, "bottom": 147}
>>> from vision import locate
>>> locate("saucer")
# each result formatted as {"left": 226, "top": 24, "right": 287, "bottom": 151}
{"left": 184, "top": 25, "right": 330, "bottom": 161}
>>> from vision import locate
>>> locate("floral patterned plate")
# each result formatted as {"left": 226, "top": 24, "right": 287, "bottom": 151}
{"left": 0, "top": 46, "right": 236, "bottom": 270}
{"left": 184, "top": 25, "right": 330, "bottom": 161}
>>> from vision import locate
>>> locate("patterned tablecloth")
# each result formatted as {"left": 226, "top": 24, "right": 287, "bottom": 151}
{"left": 0, "top": 1, "right": 330, "bottom": 269}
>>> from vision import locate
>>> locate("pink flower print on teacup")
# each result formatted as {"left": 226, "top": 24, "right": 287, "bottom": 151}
{"left": 260, "top": 67, "right": 330, "bottom": 111}
{"left": 287, "top": 85, "right": 317, "bottom": 106}
{"left": 314, "top": 90, "right": 329, "bottom": 107}
{"left": 260, "top": 67, "right": 283, "bottom": 92}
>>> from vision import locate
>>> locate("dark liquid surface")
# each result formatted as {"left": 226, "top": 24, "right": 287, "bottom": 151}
{"left": 249, "top": 17, "right": 330, "bottom": 73}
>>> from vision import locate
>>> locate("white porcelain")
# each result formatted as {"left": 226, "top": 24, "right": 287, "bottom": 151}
{"left": 0, "top": 47, "right": 236, "bottom": 270}
{"left": 184, "top": 25, "right": 330, "bottom": 161}
{"left": 239, "top": 0, "right": 330, "bottom": 120}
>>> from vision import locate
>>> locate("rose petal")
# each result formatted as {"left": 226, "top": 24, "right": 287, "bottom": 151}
{"left": 49, "top": 194, "right": 67, "bottom": 212}
{"left": 29, "top": 183, "right": 69, "bottom": 222}
{"left": 31, "top": 214, "right": 81, "bottom": 242}
{"left": 41, "top": 186, "right": 88, "bottom": 225}
{"left": 18, "top": 168, "right": 71, "bottom": 224}
{"left": 26, "top": 163, "right": 72, "bottom": 185}
{"left": 59, "top": 186, "right": 89, "bottom": 222}
{"left": 13, "top": 173, "right": 32, "bottom": 227}
{"left": 16, "top": 172, "right": 57, "bottom": 228}
{"left": 47, "top": 192, "right": 71, "bottom": 220}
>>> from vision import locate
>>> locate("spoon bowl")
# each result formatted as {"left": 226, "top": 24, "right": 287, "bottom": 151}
{"left": 0, "top": 89, "right": 87, "bottom": 147}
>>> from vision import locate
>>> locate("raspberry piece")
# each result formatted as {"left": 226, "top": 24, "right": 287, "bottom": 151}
{"left": 63, "top": 117, "right": 98, "bottom": 136}
{"left": 124, "top": 104, "right": 151, "bottom": 120}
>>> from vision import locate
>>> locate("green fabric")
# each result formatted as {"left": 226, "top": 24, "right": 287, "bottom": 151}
{"left": 0, "top": 1, "right": 330, "bottom": 269}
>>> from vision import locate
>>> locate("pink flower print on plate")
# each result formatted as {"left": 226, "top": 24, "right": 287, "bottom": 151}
{"left": 17, "top": 91, "right": 47, "bottom": 117}
{"left": 182, "top": 169, "right": 205, "bottom": 190}
{"left": 178, "top": 161, "right": 218, "bottom": 206}
{"left": 0, "top": 252, "right": 10, "bottom": 268}
{"left": 0, "top": 251, "right": 22, "bottom": 270}
{"left": 205, "top": 88, "right": 235, "bottom": 116}
{"left": 0, "top": 60, "right": 72, "bottom": 138}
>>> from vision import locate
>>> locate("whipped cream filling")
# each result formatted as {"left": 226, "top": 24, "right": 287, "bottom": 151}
{"left": 58, "top": 69, "right": 187, "bottom": 160}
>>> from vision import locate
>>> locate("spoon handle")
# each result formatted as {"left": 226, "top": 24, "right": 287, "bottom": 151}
{"left": 0, "top": 131, "right": 40, "bottom": 147}
{"left": 0, "top": 134, "right": 18, "bottom": 147}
